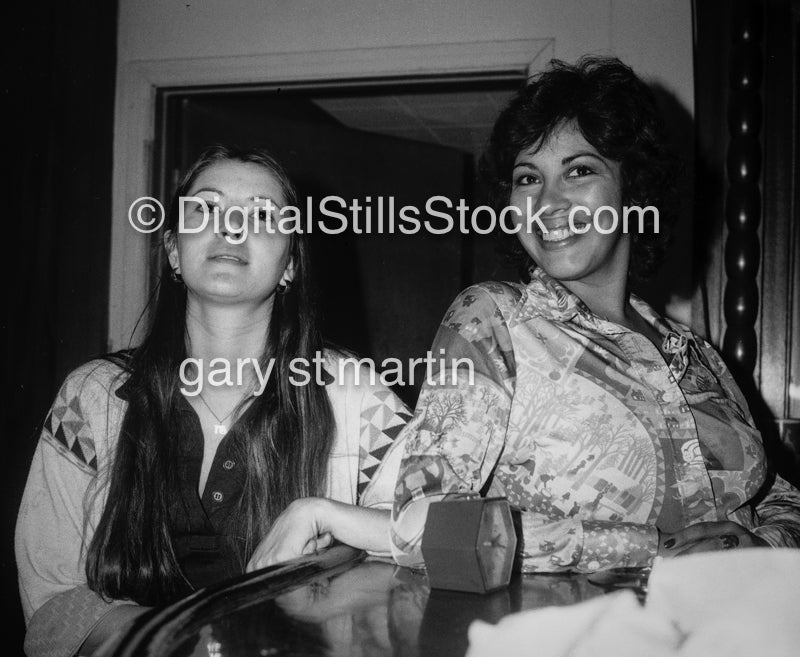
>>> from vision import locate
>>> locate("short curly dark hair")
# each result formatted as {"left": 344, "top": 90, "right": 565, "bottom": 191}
{"left": 480, "top": 56, "right": 679, "bottom": 282}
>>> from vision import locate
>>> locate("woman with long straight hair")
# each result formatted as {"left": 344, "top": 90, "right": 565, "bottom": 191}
{"left": 17, "top": 145, "right": 410, "bottom": 657}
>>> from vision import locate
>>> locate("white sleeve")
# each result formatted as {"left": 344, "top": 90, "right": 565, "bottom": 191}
{"left": 15, "top": 363, "right": 129, "bottom": 657}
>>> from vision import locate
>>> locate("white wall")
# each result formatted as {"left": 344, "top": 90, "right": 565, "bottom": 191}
{"left": 118, "top": 0, "right": 693, "bottom": 109}
{"left": 111, "top": 0, "right": 694, "bottom": 347}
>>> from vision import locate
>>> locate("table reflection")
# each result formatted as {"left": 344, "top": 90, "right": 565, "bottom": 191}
{"left": 113, "top": 546, "right": 607, "bottom": 657}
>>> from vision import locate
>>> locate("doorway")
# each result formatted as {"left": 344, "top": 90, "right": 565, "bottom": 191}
{"left": 154, "top": 77, "right": 522, "bottom": 404}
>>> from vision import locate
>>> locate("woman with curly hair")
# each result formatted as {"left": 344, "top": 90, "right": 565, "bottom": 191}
{"left": 391, "top": 56, "right": 800, "bottom": 573}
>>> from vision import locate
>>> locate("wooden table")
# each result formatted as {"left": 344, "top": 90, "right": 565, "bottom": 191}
{"left": 111, "top": 545, "right": 609, "bottom": 657}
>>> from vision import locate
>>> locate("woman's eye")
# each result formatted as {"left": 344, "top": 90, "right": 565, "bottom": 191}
{"left": 184, "top": 201, "right": 211, "bottom": 221}
{"left": 513, "top": 173, "right": 539, "bottom": 187}
{"left": 254, "top": 208, "right": 273, "bottom": 224}
{"left": 568, "top": 165, "right": 594, "bottom": 178}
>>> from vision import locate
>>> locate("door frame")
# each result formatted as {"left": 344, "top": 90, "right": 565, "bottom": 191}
{"left": 109, "top": 38, "right": 554, "bottom": 349}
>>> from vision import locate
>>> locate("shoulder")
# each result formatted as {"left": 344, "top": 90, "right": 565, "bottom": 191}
{"left": 319, "top": 347, "right": 375, "bottom": 391}
{"left": 659, "top": 316, "right": 725, "bottom": 368}
{"left": 442, "top": 281, "right": 525, "bottom": 340}
{"left": 59, "top": 358, "right": 130, "bottom": 399}
{"left": 42, "top": 358, "right": 130, "bottom": 473}
{"left": 319, "top": 349, "right": 411, "bottom": 465}
{"left": 688, "top": 332, "right": 741, "bottom": 383}
{"left": 318, "top": 348, "right": 405, "bottom": 405}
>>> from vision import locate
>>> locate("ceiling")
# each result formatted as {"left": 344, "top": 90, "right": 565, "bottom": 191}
{"left": 312, "top": 87, "right": 517, "bottom": 158}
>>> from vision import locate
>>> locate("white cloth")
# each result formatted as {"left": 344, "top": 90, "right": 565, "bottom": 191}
{"left": 467, "top": 550, "right": 800, "bottom": 657}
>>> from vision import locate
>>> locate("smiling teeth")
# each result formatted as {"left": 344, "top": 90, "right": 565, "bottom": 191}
{"left": 542, "top": 226, "right": 574, "bottom": 242}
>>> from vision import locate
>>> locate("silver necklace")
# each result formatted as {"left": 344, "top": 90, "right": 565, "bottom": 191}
{"left": 196, "top": 391, "right": 247, "bottom": 436}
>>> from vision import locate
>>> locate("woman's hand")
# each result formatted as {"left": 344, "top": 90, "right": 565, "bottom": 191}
{"left": 246, "top": 498, "right": 334, "bottom": 572}
{"left": 246, "top": 498, "right": 391, "bottom": 572}
{"left": 658, "top": 521, "right": 769, "bottom": 557}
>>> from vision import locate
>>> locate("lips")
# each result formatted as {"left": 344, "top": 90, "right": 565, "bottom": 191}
{"left": 208, "top": 252, "right": 248, "bottom": 264}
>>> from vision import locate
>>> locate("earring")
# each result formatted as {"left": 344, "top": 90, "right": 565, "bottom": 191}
{"left": 276, "top": 280, "right": 292, "bottom": 295}
{"left": 170, "top": 269, "right": 184, "bottom": 284}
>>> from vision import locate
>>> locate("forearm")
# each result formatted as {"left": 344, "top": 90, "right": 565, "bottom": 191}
{"left": 392, "top": 495, "right": 659, "bottom": 573}
{"left": 319, "top": 498, "right": 391, "bottom": 555}
{"left": 391, "top": 492, "right": 479, "bottom": 568}
{"left": 519, "top": 516, "right": 658, "bottom": 572}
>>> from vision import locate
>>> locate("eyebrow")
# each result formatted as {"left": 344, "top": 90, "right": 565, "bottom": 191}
{"left": 513, "top": 151, "right": 606, "bottom": 168}
{"left": 561, "top": 152, "right": 606, "bottom": 165}
{"left": 190, "top": 187, "right": 280, "bottom": 202}
{"left": 190, "top": 187, "right": 223, "bottom": 197}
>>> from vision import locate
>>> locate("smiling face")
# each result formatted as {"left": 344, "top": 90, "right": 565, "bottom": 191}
{"left": 509, "top": 122, "right": 630, "bottom": 290}
{"left": 166, "top": 159, "right": 294, "bottom": 306}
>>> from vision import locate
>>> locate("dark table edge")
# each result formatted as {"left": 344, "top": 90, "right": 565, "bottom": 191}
{"left": 109, "top": 544, "right": 367, "bottom": 657}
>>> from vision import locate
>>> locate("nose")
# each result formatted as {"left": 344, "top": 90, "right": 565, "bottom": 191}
{"left": 219, "top": 206, "right": 247, "bottom": 239}
{"left": 536, "top": 178, "right": 570, "bottom": 217}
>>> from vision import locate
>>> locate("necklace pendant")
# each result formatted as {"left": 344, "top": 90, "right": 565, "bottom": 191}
{"left": 213, "top": 424, "right": 227, "bottom": 436}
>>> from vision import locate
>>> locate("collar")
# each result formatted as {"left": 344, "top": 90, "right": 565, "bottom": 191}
{"left": 520, "top": 266, "right": 621, "bottom": 334}
{"left": 114, "top": 374, "right": 133, "bottom": 401}
{"left": 522, "top": 266, "right": 694, "bottom": 377}
{"left": 630, "top": 295, "right": 694, "bottom": 379}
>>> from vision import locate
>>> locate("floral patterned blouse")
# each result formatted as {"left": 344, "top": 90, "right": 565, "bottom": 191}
{"left": 391, "top": 267, "right": 800, "bottom": 573}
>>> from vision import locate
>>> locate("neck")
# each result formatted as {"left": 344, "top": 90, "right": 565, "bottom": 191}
{"left": 555, "top": 235, "right": 636, "bottom": 325}
{"left": 184, "top": 294, "right": 273, "bottom": 390}
{"left": 563, "top": 277, "right": 629, "bottom": 324}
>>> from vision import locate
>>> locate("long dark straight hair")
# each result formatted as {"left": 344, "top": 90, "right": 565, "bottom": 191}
{"left": 86, "top": 145, "right": 334, "bottom": 606}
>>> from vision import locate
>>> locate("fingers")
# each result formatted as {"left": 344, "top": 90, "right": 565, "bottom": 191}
{"left": 247, "top": 538, "right": 297, "bottom": 571}
{"left": 246, "top": 498, "right": 329, "bottom": 572}
{"left": 316, "top": 532, "right": 333, "bottom": 550}
{"left": 248, "top": 530, "right": 334, "bottom": 572}
{"left": 250, "top": 539, "right": 305, "bottom": 570}
{"left": 247, "top": 546, "right": 294, "bottom": 571}
{"left": 661, "top": 521, "right": 766, "bottom": 556}
{"left": 246, "top": 548, "right": 273, "bottom": 572}
{"left": 663, "top": 521, "right": 741, "bottom": 549}
{"left": 301, "top": 532, "right": 334, "bottom": 556}
{"left": 673, "top": 533, "right": 746, "bottom": 556}
{"left": 669, "top": 535, "right": 733, "bottom": 557}
{"left": 245, "top": 555, "right": 260, "bottom": 573}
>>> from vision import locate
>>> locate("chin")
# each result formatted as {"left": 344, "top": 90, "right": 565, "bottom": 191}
{"left": 190, "top": 282, "right": 246, "bottom": 300}
{"left": 530, "top": 238, "right": 626, "bottom": 286}
{"left": 534, "top": 255, "right": 595, "bottom": 283}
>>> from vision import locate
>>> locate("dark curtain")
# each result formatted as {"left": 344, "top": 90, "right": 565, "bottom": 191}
{"left": 6, "top": 1, "right": 118, "bottom": 653}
